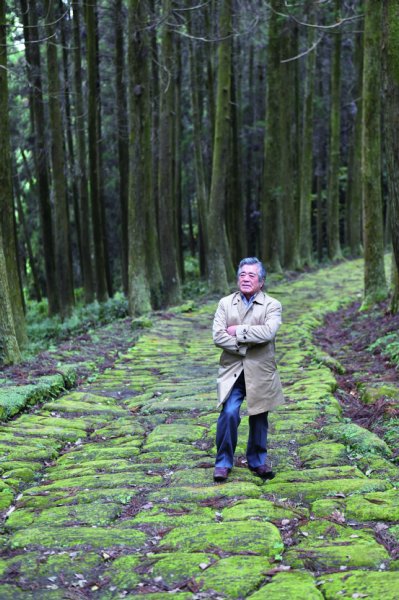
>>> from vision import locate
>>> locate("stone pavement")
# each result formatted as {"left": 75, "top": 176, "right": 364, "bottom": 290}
{"left": 1, "top": 259, "right": 399, "bottom": 599}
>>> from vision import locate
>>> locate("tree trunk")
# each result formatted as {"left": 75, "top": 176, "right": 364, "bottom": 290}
{"left": 261, "top": 0, "right": 283, "bottom": 273}
{"left": 114, "top": 0, "right": 129, "bottom": 296}
{"left": 127, "top": 0, "right": 154, "bottom": 315}
{"left": 44, "top": 0, "right": 75, "bottom": 319}
{"left": 361, "top": 0, "right": 388, "bottom": 308}
{"left": 326, "top": 0, "right": 343, "bottom": 261}
{"left": 207, "top": 0, "right": 234, "bottom": 293}
{"left": 85, "top": 0, "right": 109, "bottom": 302}
{"left": 0, "top": 0, "right": 27, "bottom": 348}
{"left": 157, "top": 0, "right": 181, "bottom": 305}
{"left": 188, "top": 10, "right": 209, "bottom": 277}
{"left": 382, "top": 0, "right": 399, "bottom": 313}
{"left": 281, "top": 17, "right": 300, "bottom": 270}
{"left": 346, "top": 32, "right": 363, "bottom": 258}
{"left": 0, "top": 227, "right": 21, "bottom": 364}
{"left": 20, "top": 0, "right": 59, "bottom": 315}
{"left": 299, "top": 9, "right": 316, "bottom": 267}
{"left": 72, "top": 0, "right": 94, "bottom": 303}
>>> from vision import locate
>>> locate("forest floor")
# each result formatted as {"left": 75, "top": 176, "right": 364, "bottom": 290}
{"left": 0, "top": 258, "right": 399, "bottom": 599}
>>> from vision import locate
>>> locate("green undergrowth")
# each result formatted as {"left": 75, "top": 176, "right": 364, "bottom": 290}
{"left": 25, "top": 291, "right": 129, "bottom": 356}
{"left": 368, "top": 332, "right": 399, "bottom": 368}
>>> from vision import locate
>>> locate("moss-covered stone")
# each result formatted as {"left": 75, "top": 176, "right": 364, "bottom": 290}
{"left": 0, "top": 585, "right": 65, "bottom": 599}
{"left": 9, "top": 526, "right": 146, "bottom": 550}
{"left": 0, "top": 550, "right": 102, "bottom": 582}
{"left": 5, "top": 501, "right": 122, "bottom": 530}
{"left": 149, "top": 552, "right": 217, "bottom": 586}
{"left": 222, "top": 498, "right": 309, "bottom": 521}
{"left": 149, "top": 481, "right": 262, "bottom": 503}
{"left": 317, "top": 570, "right": 399, "bottom": 599}
{"left": 359, "top": 382, "right": 399, "bottom": 404}
{"left": 102, "top": 554, "right": 141, "bottom": 589}
{"left": 194, "top": 555, "right": 272, "bottom": 597}
{"left": 322, "top": 423, "right": 392, "bottom": 457}
{"left": 159, "top": 521, "right": 283, "bottom": 556}
{"left": 298, "top": 442, "right": 348, "bottom": 467}
{"left": 248, "top": 571, "right": 324, "bottom": 599}
{"left": 263, "top": 477, "right": 390, "bottom": 503}
{"left": 284, "top": 519, "right": 389, "bottom": 570}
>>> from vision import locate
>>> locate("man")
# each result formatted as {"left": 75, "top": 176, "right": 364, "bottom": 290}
{"left": 212, "top": 257, "right": 284, "bottom": 482}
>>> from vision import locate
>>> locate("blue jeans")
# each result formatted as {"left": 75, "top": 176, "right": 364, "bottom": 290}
{"left": 215, "top": 371, "right": 269, "bottom": 469}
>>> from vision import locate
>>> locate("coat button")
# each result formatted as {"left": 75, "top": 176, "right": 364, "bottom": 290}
{"left": 243, "top": 336, "right": 247, "bottom": 340}
{"left": 234, "top": 373, "right": 237, "bottom": 377}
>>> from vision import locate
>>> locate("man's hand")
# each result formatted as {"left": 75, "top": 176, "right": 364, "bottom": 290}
{"left": 227, "top": 325, "right": 237, "bottom": 336}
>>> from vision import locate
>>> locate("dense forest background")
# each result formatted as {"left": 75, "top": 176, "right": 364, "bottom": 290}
{"left": 1, "top": 0, "right": 399, "bottom": 365}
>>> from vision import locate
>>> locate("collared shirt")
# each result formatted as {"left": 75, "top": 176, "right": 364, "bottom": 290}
{"left": 240, "top": 293, "right": 256, "bottom": 308}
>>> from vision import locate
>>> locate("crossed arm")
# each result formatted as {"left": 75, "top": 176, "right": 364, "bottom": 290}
{"left": 212, "top": 299, "right": 282, "bottom": 355}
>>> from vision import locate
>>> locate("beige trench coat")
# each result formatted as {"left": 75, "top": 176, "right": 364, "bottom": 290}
{"left": 213, "top": 290, "right": 284, "bottom": 415}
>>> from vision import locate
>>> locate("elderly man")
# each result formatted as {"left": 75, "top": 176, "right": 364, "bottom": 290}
{"left": 212, "top": 257, "right": 284, "bottom": 482}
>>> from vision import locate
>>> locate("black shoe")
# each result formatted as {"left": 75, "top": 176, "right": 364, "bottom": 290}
{"left": 213, "top": 467, "right": 230, "bottom": 482}
{"left": 250, "top": 465, "right": 275, "bottom": 480}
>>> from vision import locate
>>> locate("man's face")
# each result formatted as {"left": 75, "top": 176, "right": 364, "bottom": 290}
{"left": 238, "top": 264, "right": 263, "bottom": 298}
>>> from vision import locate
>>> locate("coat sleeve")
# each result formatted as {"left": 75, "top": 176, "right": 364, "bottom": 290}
{"left": 235, "top": 299, "right": 282, "bottom": 345}
{"left": 213, "top": 299, "right": 247, "bottom": 356}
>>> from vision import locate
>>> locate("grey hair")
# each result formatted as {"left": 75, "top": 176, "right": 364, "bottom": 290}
{"left": 237, "top": 257, "right": 267, "bottom": 282}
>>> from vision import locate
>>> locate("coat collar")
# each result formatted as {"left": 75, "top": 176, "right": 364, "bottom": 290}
{"left": 232, "top": 290, "right": 266, "bottom": 305}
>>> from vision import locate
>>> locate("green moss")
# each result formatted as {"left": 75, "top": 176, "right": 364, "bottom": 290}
{"left": 322, "top": 423, "right": 392, "bottom": 457}
{"left": 149, "top": 552, "right": 217, "bottom": 586}
{"left": 5, "top": 501, "right": 122, "bottom": 530}
{"left": 317, "top": 570, "right": 399, "bottom": 599}
{"left": 159, "top": 521, "right": 283, "bottom": 557}
{"left": 194, "top": 555, "right": 273, "bottom": 597}
{"left": 249, "top": 571, "right": 324, "bottom": 599}
{"left": 298, "top": 442, "right": 348, "bottom": 467}
{"left": 285, "top": 519, "right": 389, "bottom": 570}
{"left": 149, "top": 481, "right": 262, "bottom": 503}
{"left": 263, "top": 477, "right": 390, "bottom": 503}
{"left": 103, "top": 554, "right": 141, "bottom": 589}
{"left": 222, "top": 498, "right": 309, "bottom": 521}
{"left": 9, "top": 526, "right": 146, "bottom": 550}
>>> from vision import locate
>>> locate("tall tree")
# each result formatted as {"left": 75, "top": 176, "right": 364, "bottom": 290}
{"left": 299, "top": 8, "right": 317, "bottom": 267}
{"left": 361, "top": 0, "right": 387, "bottom": 308}
{"left": 208, "top": 0, "right": 234, "bottom": 292}
{"left": 0, "top": 0, "right": 27, "bottom": 348}
{"left": 0, "top": 228, "right": 21, "bottom": 364}
{"left": 127, "top": 0, "right": 153, "bottom": 315}
{"left": 346, "top": 31, "right": 363, "bottom": 258}
{"left": 382, "top": 0, "right": 399, "bottom": 312}
{"left": 280, "top": 17, "right": 300, "bottom": 270}
{"left": 326, "top": 0, "right": 343, "bottom": 261}
{"left": 157, "top": 0, "right": 181, "bottom": 305}
{"left": 20, "top": 0, "right": 59, "bottom": 315}
{"left": 72, "top": 0, "right": 94, "bottom": 303}
{"left": 114, "top": 0, "right": 129, "bottom": 295}
{"left": 188, "top": 9, "right": 209, "bottom": 277}
{"left": 44, "top": 0, "right": 75, "bottom": 319}
{"left": 85, "top": 0, "right": 109, "bottom": 302}
{"left": 261, "top": 0, "right": 283, "bottom": 273}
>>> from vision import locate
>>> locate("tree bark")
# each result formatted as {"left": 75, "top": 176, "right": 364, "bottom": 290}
{"left": 20, "top": 0, "right": 59, "bottom": 315}
{"left": 127, "top": 0, "right": 154, "bottom": 315}
{"left": 326, "top": 0, "right": 343, "bottom": 261}
{"left": 346, "top": 32, "right": 363, "bottom": 258}
{"left": 382, "top": 0, "right": 399, "bottom": 313}
{"left": 361, "top": 0, "right": 388, "bottom": 308}
{"left": 85, "top": 0, "right": 109, "bottom": 302}
{"left": 0, "top": 0, "right": 27, "bottom": 348}
{"left": 72, "top": 0, "right": 94, "bottom": 303}
{"left": 261, "top": 0, "right": 283, "bottom": 273}
{"left": 299, "top": 8, "right": 316, "bottom": 267}
{"left": 207, "top": 0, "right": 234, "bottom": 293}
{"left": 44, "top": 0, "right": 75, "bottom": 319}
{"left": 114, "top": 0, "right": 129, "bottom": 296}
{"left": 157, "top": 0, "right": 181, "bottom": 305}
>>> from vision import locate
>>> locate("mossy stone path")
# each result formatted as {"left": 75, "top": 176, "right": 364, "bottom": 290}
{"left": 1, "top": 259, "right": 399, "bottom": 598}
